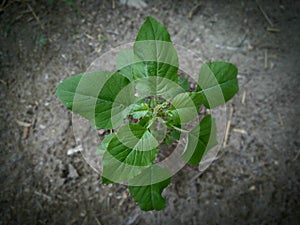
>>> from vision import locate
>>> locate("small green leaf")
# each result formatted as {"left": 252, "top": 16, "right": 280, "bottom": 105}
{"left": 37, "top": 34, "right": 46, "bottom": 46}
{"left": 171, "top": 129, "right": 181, "bottom": 140}
{"left": 166, "top": 108, "right": 180, "bottom": 127}
{"left": 63, "top": 0, "right": 81, "bottom": 14}
{"left": 181, "top": 115, "right": 218, "bottom": 165}
{"left": 164, "top": 134, "right": 174, "bottom": 145}
{"left": 102, "top": 124, "right": 158, "bottom": 183}
{"left": 169, "top": 92, "right": 199, "bottom": 124}
{"left": 130, "top": 103, "right": 151, "bottom": 119}
{"left": 129, "top": 165, "right": 171, "bottom": 211}
{"left": 178, "top": 76, "right": 190, "bottom": 91}
{"left": 138, "top": 116, "right": 152, "bottom": 127}
{"left": 166, "top": 92, "right": 203, "bottom": 131}
{"left": 148, "top": 98, "right": 154, "bottom": 108}
{"left": 197, "top": 62, "right": 239, "bottom": 109}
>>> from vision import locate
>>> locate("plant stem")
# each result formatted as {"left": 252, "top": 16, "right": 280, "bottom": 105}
{"left": 170, "top": 124, "right": 189, "bottom": 133}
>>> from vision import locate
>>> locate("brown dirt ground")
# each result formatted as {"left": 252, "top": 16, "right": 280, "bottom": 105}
{"left": 0, "top": 0, "right": 300, "bottom": 224}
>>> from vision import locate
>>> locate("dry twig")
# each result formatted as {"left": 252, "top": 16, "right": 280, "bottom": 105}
{"left": 16, "top": 119, "right": 31, "bottom": 127}
{"left": 233, "top": 128, "right": 247, "bottom": 135}
{"left": 0, "top": 0, "right": 12, "bottom": 12}
{"left": 223, "top": 107, "right": 233, "bottom": 147}
{"left": 27, "top": 3, "right": 44, "bottom": 30}
{"left": 267, "top": 27, "right": 280, "bottom": 32}
{"left": 278, "top": 113, "right": 284, "bottom": 126}
{"left": 242, "top": 90, "right": 246, "bottom": 104}
{"left": 188, "top": 3, "right": 202, "bottom": 20}
{"left": 94, "top": 217, "right": 102, "bottom": 225}
{"left": 293, "top": 151, "right": 300, "bottom": 161}
{"left": 256, "top": 0, "right": 274, "bottom": 27}
{"left": 112, "top": 0, "right": 115, "bottom": 9}
{"left": 22, "top": 127, "right": 30, "bottom": 139}
{"left": 0, "top": 79, "right": 7, "bottom": 85}
{"left": 67, "top": 145, "right": 83, "bottom": 155}
{"left": 34, "top": 191, "right": 52, "bottom": 201}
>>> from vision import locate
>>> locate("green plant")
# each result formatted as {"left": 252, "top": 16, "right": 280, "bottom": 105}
{"left": 56, "top": 16, "right": 239, "bottom": 211}
{"left": 37, "top": 34, "right": 46, "bottom": 46}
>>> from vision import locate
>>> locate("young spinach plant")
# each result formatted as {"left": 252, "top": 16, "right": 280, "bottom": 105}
{"left": 56, "top": 16, "right": 239, "bottom": 211}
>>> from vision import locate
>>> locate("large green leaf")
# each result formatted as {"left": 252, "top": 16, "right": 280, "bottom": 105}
{"left": 133, "top": 17, "right": 178, "bottom": 83}
{"left": 55, "top": 71, "right": 134, "bottom": 129}
{"left": 134, "top": 76, "right": 183, "bottom": 99}
{"left": 97, "top": 133, "right": 116, "bottom": 155}
{"left": 178, "top": 76, "right": 190, "bottom": 91}
{"left": 181, "top": 115, "right": 218, "bottom": 165}
{"left": 197, "top": 62, "right": 239, "bottom": 109}
{"left": 116, "top": 49, "right": 134, "bottom": 81}
{"left": 129, "top": 165, "right": 171, "bottom": 211}
{"left": 102, "top": 124, "right": 158, "bottom": 183}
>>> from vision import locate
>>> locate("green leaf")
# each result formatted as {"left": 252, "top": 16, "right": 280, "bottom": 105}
{"left": 129, "top": 165, "right": 171, "bottom": 211}
{"left": 133, "top": 16, "right": 178, "bottom": 82}
{"left": 138, "top": 116, "right": 152, "bottom": 127}
{"left": 63, "top": 0, "right": 81, "bottom": 14}
{"left": 97, "top": 133, "right": 116, "bottom": 155}
{"left": 55, "top": 71, "right": 135, "bottom": 129}
{"left": 166, "top": 92, "right": 204, "bottom": 131}
{"left": 135, "top": 76, "right": 183, "bottom": 99}
{"left": 178, "top": 76, "right": 190, "bottom": 91}
{"left": 164, "top": 134, "right": 174, "bottom": 145}
{"left": 102, "top": 124, "right": 158, "bottom": 183}
{"left": 171, "top": 129, "right": 181, "bottom": 140}
{"left": 181, "top": 115, "right": 218, "bottom": 165}
{"left": 197, "top": 62, "right": 239, "bottom": 109}
{"left": 169, "top": 92, "right": 200, "bottom": 124}
{"left": 188, "top": 92, "right": 205, "bottom": 112}
{"left": 116, "top": 49, "right": 134, "bottom": 80}
{"left": 130, "top": 103, "right": 151, "bottom": 119}
{"left": 166, "top": 108, "right": 181, "bottom": 127}
{"left": 102, "top": 176, "right": 114, "bottom": 184}
{"left": 95, "top": 73, "right": 136, "bottom": 129}
{"left": 135, "top": 16, "right": 171, "bottom": 42}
